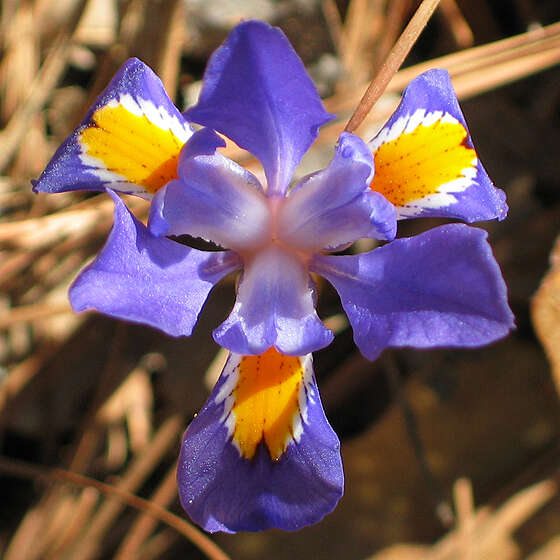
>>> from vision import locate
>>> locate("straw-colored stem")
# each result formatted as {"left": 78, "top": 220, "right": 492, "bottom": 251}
{"left": 344, "top": 0, "right": 442, "bottom": 133}
{"left": 0, "top": 455, "right": 231, "bottom": 560}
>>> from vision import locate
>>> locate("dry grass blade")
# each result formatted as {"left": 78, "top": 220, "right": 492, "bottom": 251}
{"left": 0, "top": 0, "right": 88, "bottom": 173}
{"left": 0, "top": 455, "right": 231, "bottom": 560}
{"left": 320, "top": 0, "right": 346, "bottom": 57}
{"left": 528, "top": 536, "right": 560, "bottom": 560}
{"left": 430, "top": 479, "right": 557, "bottom": 560}
{"left": 439, "top": 0, "right": 473, "bottom": 48}
{"left": 45, "top": 487, "right": 100, "bottom": 558}
{"left": 113, "top": 463, "right": 180, "bottom": 560}
{"left": 397, "top": 20, "right": 560, "bottom": 81}
{"left": 482, "top": 479, "right": 558, "bottom": 538}
{"left": 0, "top": 200, "right": 114, "bottom": 249}
{"left": 453, "top": 478, "right": 477, "bottom": 559}
{"left": 449, "top": 40, "right": 560, "bottom": 98}
{"left": 157, "top": 0, "right": 185, "bottom": 94}
{"left": 329, "top": 21, "right": 560, "bottom": 120}
{"left": 0, "top": 302, "right": 72, "bottom": 329}
{"left": 367, "top": 478, "right": 558, "bottom": 560}
{"left": 0, "top": 1, "right": 38, "bottom": 122}
{"left": 0, "top": 30, "right": 71, "bottom": 173}
{"left": 370, "top": 0, "right": 410, "bottom": 75}
{"left": 532, "top": 235, "right": 560, "bottom": 395}
{"left": 345, "top": 0, "right": 442, "bottom": 132}
{"left": 68, "top": 414, "right": 184, "bottom": 559}
{"left": 339, "top": 0, "right": 386, "bottom": 85}
{"left": 0, "top": 196, "right": 147, "bottom": 250}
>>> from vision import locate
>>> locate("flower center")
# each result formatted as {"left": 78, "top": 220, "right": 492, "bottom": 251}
{"left": 237, "top": 195, "right": 313, "bottom": 268}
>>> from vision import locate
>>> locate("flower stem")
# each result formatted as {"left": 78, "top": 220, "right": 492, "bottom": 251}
{"left": 344, "top": 0, "right": 442, "bottom": 133}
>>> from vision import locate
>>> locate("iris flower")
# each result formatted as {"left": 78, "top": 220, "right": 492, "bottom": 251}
{"left": 34, "top": 21, "right": 513, "bottom": 533}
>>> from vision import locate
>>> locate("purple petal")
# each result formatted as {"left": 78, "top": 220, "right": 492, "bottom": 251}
{"left": 70, "top": 190, "right": 241, "bottom": 336}
{"left": 149, "top": 129, "right": 270, "bottom": 253}
{"left": 184, "top": 20, "right": 333, "bottom": 196}
{"left": 369, "top": 69, "right": 507, "bottom": 222}
{"left": 311, "top": 223, "right": 515, "bottom": 361}
{"left": 33, "top": 58, "right": 192, "bottom": 198}
{"left": 177, "top": 351, "right": 343, "bottom": 533}
{"left": 278, "top": 132, "right": 396, "bottom": 252}
{"left": 214, "top": 246, "right": 333, "bottom": 356}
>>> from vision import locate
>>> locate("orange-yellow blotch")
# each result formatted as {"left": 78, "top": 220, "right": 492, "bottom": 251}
{"left": 370, "top": 117, "right": 476, "bottom": 207}
{"left": 80, "top": 103, "right": 185, "bottom": 193}
{"left": 232, "top": 348, "right": 304, "bottom": 461}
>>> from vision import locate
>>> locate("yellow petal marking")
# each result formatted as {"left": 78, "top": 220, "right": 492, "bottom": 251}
{"left": 80, "top": 103, "right": 185, "bottom": 193}
{"left": 370, "top": 117, "right": 477, "bottom": 207}
{"left": 232, "top": 348, "right": 303, "bottom": 461}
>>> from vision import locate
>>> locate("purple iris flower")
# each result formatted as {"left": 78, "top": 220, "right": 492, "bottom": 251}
{"left": 33, "top": 20, "right": 514, "bottom": 534}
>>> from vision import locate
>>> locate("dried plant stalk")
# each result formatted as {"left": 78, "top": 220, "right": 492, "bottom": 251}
{"left": 345, "top": 0, "right": 442, "bottom": 133}
{"left": 0, "top": 456, "right": 231, "bottom": 560}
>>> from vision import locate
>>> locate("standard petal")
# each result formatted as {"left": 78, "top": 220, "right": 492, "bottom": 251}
{"left": 214, "top": 246, "right": 333, "bottom": 356}
{"left": 149, "top": 129, "right": 271, "bottom": 253}
{"left": 177, "top": 350, "right": 343, "bottom": 533}
{"left": 33, "top": 58, "right": 192, "bottom": 198}
{"left": 277, "top": 132, "right": 396, "bottom": 252}
{"left": 311, "top": 223, "right": 515, "bottom": 361}
{"left": 70, "top": 191, "right": 241, "bottom": 336}
{"left": 368, "top": 69, "right": 507, "bottom": 222}
{"left": 183, "top": 20, "right": 333, "bottom": 196}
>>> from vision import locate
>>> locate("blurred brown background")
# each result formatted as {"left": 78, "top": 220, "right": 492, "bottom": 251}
{"left": 1, "top": 1, "right": 560, "bottom": 559}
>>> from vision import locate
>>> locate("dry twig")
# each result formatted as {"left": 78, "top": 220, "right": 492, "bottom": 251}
{"left": 0, "top": 455, "right": 231, "bottom": 560}
{"left": 345, "top": 0, "right": 442, "bottom": 133}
